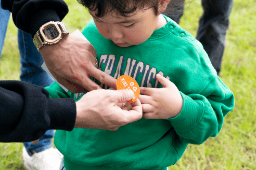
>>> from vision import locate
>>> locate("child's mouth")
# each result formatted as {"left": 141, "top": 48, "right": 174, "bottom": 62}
{"left": 114, "top": 42, "right": 127, "bottom": 46}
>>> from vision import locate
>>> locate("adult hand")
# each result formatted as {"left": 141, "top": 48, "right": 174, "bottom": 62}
{"left": 139, "top": 74, "right": 183, "bottom": 119}
{"left": 75, "top": 89, "right": 143, "bottom": 131}
{"left": 39, "top": 31, "right": 117, "bottom": 93}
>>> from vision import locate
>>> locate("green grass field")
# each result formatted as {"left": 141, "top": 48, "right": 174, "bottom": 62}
{"left": 1, "top": 0, "right": 256, "bottom": 169}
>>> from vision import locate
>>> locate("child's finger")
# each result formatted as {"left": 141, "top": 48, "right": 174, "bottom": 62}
{"left": 141, "top": 104, "right": 154, "bottom": 113}
{"left": 140, "top": 87, "right": 154, "bottom": 95}
{"left": 156, "top": 74, "right": 172, "bottom": 88}
{"left": 138, "top": 95, "right": 153, "bottom": 104}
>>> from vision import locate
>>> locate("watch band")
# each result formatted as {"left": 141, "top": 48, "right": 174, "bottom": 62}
{"left": 33, "top": 21, "right": 69, "bottom": 51}
{"left": 58, "top": 22, "right": 69, "bottom": 35}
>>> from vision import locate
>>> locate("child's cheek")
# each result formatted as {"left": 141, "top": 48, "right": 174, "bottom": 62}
{"left": 127, "top": 31, "right": 146, "bottom": 45}
{"left": 96, "top": 24, "right": 110, "bottom": 39}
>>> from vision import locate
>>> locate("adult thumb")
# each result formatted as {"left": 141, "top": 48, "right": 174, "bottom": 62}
{"left": 114, "top": 89, "right": 135, "bottom": 104}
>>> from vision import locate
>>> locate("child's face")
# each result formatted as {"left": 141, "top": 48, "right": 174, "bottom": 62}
{"left": 89, "top": 7, "right": 165, "bottom": 47}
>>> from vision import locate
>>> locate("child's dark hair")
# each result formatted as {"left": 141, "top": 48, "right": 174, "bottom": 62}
{"left": 77, "top": 0, "right": 162, "bottom": 18}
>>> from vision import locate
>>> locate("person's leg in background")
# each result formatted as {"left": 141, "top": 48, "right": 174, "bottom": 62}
{"left": 162, "top": 0, "right": 185, "bottom": 24}
{"left": 0, "top": 0, "right": 10, "bottom": 57}
{"left": 18, "top": 29, "right": 63, "bottom": 170}
{"left": 196, "top": 0, "right": 234, "bottom": 75}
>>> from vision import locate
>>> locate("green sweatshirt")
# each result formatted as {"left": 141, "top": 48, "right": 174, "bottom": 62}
{"left": 45, "top": 15, "right": 235, "bottom": 170}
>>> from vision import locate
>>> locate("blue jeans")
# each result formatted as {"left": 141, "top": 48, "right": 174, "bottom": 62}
{"left": 162, "top": 0, "right": 234, "bottom": 74}
{"left": 18, "top": 30, "right": 54, "bottom": 156}
{"left": 0, "top": 1, "right": 54, "bottom": 156}
{"left": 0, "top": 0, "right": 10, "bottom": 57}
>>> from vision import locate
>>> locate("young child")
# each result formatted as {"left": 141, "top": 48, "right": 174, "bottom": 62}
{"left": 45, "top": 0, "right": 235, "bottom": 169}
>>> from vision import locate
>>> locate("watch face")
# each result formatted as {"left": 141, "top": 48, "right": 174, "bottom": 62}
{"left": 43, "top": 24, "right": 60, "bottom": 39}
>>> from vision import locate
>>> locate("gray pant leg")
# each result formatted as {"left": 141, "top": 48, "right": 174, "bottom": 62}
{"left": 197, "top": 0, "right": 234, "bottom": 74}
{"left": 162, "top": 0, "right": 185, "bottom": 24}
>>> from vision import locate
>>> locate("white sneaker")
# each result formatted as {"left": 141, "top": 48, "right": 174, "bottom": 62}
{"left": 23, "top": 147, "right": 63, "bottom": 170}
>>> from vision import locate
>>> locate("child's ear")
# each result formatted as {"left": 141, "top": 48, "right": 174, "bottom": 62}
{"left": 158, "top": 0, "right": 171, "bottom": 13}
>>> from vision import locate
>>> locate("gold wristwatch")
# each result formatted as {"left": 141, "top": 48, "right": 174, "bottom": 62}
{"left": 33, "top": 21, "right": 69, "bottom": 51}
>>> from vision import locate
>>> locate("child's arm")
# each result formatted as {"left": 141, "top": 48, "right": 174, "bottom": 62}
{"left": 139, "top": 74, "right": 235, "bottom": 145}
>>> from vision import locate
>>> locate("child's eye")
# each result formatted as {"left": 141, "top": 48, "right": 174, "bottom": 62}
{"left": 95, "top": 19, "right": 103, "bottom": 23}
{"left": 123, "top": 23, "right": 135, "bottom": 28}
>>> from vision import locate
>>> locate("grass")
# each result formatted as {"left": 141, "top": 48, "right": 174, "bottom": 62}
{"left": 0, "top": 0, "right": 256, "bottom": 169}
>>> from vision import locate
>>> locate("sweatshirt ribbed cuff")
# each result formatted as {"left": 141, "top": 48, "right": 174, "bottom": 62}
{"left": 168, "top": 92, "right": 204, "bottom": 132}
{"left": 29, "top": 8, "right": 61, "bottom": 37}
{"left": 48, "top": 98, "right": 76, "bottom": 131}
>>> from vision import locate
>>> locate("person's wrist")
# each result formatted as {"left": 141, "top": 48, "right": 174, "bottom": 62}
{"left": 38, "top": 33, "right": 69, "bottom": 54}
{"left": 169, "top": 95, "right": 183, "bottom": 119}
{"left": 74, "top": 101, "right": 86, "bottom": 128}
{"left": 176, "top": 94, "right": 183, "bottom": 114}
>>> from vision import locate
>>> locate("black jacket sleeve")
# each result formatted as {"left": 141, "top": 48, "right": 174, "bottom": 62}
{"left": 1, "top": 0, "right": 68, "bottom": 36}
{"left": 0, "top": 80, "right": 76, "bottom": 142}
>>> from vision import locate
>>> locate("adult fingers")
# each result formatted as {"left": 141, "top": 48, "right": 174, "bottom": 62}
{"left": 130, "top": 98, "right": 142, "bottom": 112}
{"left": 110, "top": 89, "right": 135, "bottom": 104}
{"left": 64, "top": 59, "right": 103, "bottom": 92}
{"left": 122, "top": 102, "right": 133, "bottom": 110}
{"left": 116, "top": 102, "right": 123, "bottom": 109}
{"left": 122, "top": 98, "right": 143, "bottom": 123}
{"left": 75, "top": 76, "right": 103, "bottom": 92}
{"left": 88, "top": 67, "right": 117, "bottom": 90}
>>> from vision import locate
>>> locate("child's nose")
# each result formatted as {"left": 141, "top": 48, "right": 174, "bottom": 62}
{"left": 107, "top": 24, "right": 123, "bottom": 39}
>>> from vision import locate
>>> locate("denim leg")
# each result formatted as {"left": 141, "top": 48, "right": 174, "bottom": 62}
{"left": 23, "top": 130, "right": 54, "bottom": 156}
{"left": 18, "top": 29, "right": 55, "bottom": 156}
{"left": 18, "top": 29, "right": 54, "bottom": 87}
{"left": 0, "top": 0, "right": 10, "bottom": 57}
{"left": 162, "top": 0, "right": 185, "bottom": 24}
{"left": 196, "top": 0, "right": 234, "bottom": 74}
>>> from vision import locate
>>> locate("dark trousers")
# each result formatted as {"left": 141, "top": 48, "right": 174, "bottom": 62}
{"left": 162, "top": 0, "right": 233, "bottom": 75}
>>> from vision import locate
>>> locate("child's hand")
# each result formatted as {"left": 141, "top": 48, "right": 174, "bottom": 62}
{"left": 139, "top": 74, "right": 183, "bottom": 119}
